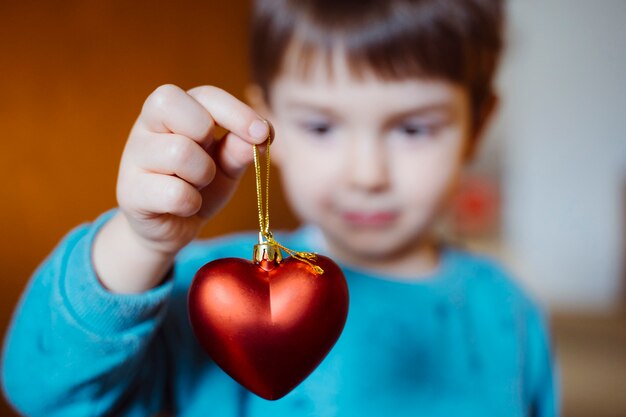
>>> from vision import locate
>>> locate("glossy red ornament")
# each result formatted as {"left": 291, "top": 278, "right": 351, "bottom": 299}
{"left": 188, "top": 252, "right": 349, "bottom": 400}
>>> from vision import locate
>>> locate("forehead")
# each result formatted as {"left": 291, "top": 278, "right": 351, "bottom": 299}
{"left": 271, "top": 41, "right": 466, "bottom": 112}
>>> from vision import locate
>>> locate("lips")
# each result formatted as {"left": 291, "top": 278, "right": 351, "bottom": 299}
{"left": 340, "top": 210, "right": 399, "bottom": 227}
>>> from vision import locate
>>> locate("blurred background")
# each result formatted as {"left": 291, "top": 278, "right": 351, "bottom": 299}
{"left": 0, "top": 0, "right": 624, "bottom": 416}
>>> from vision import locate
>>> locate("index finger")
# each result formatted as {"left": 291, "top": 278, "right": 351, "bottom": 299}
{"left": 187, "top": 85, "right": 271, "bottom": 145}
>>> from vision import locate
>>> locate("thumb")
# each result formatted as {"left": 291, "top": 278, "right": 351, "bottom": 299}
{"left": 208, "top": 122, "right": 274, "bottom": 180}
{"left": 195, "top": 126, "right": 273, "bottom": 218}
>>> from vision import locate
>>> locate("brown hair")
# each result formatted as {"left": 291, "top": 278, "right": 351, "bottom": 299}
{"left": 249, "top": 0, "right": 505, "bottom": 127}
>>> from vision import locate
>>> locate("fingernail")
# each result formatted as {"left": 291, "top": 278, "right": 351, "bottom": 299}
{"left": 249, "top": 119, "right": 269, "bottom": 141}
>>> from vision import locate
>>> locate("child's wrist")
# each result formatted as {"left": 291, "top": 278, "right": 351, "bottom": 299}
{"left": 117, "top": 211, "right": 183, "bottom": 258}
{"left": 93, "top": 212, "right": 177, "bottom": 294}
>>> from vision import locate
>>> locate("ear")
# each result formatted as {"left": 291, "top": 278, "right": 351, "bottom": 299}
{"left": 464, "top": 93, "right": 499, "bottom": 162}
{"left": 244, "top": 84, "right": 285, "bottom": 166}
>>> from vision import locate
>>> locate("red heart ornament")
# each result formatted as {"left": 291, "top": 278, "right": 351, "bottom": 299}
{"left": 188, "top": 253, "right": 349, "bottom": 400}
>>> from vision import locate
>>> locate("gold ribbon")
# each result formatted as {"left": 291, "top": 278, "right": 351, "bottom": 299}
{"left": 252, "top": 132, "right": 323, "bottom": 274}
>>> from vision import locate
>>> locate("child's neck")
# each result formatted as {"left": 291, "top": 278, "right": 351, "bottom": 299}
{"left": 324, "top": 236, "right": 441, "bottom": 281}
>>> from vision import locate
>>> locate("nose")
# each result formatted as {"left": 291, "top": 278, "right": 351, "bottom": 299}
{"left": 345, "top": 136, "right": 389, "bottom": 192}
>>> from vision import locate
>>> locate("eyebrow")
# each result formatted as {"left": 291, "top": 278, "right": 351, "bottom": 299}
{"left": 383, "top": 104, "right": 455, "bottom": 130}
{"left": 284, "top": 101, "right": 455, "bottom": 121}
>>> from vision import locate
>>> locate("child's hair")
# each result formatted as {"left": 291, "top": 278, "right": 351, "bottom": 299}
{"left": 249, "top": 0, "right": 505, "bottom": 128}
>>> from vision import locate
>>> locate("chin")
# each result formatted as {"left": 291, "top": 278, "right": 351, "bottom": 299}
{"left": 323, "top": 225, "right": 423, "bottom": 261}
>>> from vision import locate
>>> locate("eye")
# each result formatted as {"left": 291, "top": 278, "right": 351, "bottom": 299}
{"left": 396, "top": 122, "right": 436, "bottom": 138}
{"left": 300, "top": 121, "right": 335, "bottom": 137}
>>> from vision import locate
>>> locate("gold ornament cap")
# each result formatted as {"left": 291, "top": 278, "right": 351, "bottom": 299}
{"left": 253, "top": 232, "right": 283, "bottom": 263}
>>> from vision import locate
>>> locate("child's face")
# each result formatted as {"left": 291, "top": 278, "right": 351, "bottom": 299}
{"left": 264, "top": 51, "right": 475, "bottom": 261}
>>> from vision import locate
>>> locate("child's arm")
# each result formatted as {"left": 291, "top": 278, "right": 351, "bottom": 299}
{"left": 1, "top": 84, "right": 269, "bottom": 415}
{"left": 2, "top": 212, "right": 173, "bottom": 416}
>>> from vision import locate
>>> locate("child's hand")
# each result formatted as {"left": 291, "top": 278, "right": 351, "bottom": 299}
{"left": 93, "top": 84, "right": 271, "bottom": 293}
{"left": 118, "top": 84, "right": 271, "bottom": 254}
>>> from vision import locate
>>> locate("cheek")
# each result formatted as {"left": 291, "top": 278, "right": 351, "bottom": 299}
{"left": 392, "top": 138, "right": 464, "bottom": 206}
{"left": 275, "top": 134, "right": 342, "bottom": 219}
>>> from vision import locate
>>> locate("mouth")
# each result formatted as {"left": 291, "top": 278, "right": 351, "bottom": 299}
{"left": 340, "top": 210, "right": 399, "bottom": 227}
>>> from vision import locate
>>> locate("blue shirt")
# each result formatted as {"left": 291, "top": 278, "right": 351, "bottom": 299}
{"left": 1, "top": 209, "right": 559, "bottom": 416}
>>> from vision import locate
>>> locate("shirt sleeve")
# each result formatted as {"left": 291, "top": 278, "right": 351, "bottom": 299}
{"left": 525, "top": 302, "right": 561, "bottom": 417}
{"left": 1, "top": 209, "right": 174, "bottom": 416}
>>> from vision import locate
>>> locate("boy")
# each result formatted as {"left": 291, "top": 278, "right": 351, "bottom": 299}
{"left": 2, "top": 0, "right": 558, "bottom": 416}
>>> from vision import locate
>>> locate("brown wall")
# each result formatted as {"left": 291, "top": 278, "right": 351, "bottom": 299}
{"left": 0, "top": 2, "right": 297, "bottom": 414}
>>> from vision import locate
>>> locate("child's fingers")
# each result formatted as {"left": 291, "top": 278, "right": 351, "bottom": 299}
{"left": 139, "top": 84, "right": 216, "bottom": 147}
{"left": 123, "top": 172, "right": 203, "bottom": 218}
{"left": 132, "top": 133, "right": 217, "bottom": 189}
{"left": 186, "top": 85, "right": 271, "bottom": 146}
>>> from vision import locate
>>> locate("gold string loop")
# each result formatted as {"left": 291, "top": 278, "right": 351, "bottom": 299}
{"left": 252, "top": 134, "right": 323, "bottom": 274}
